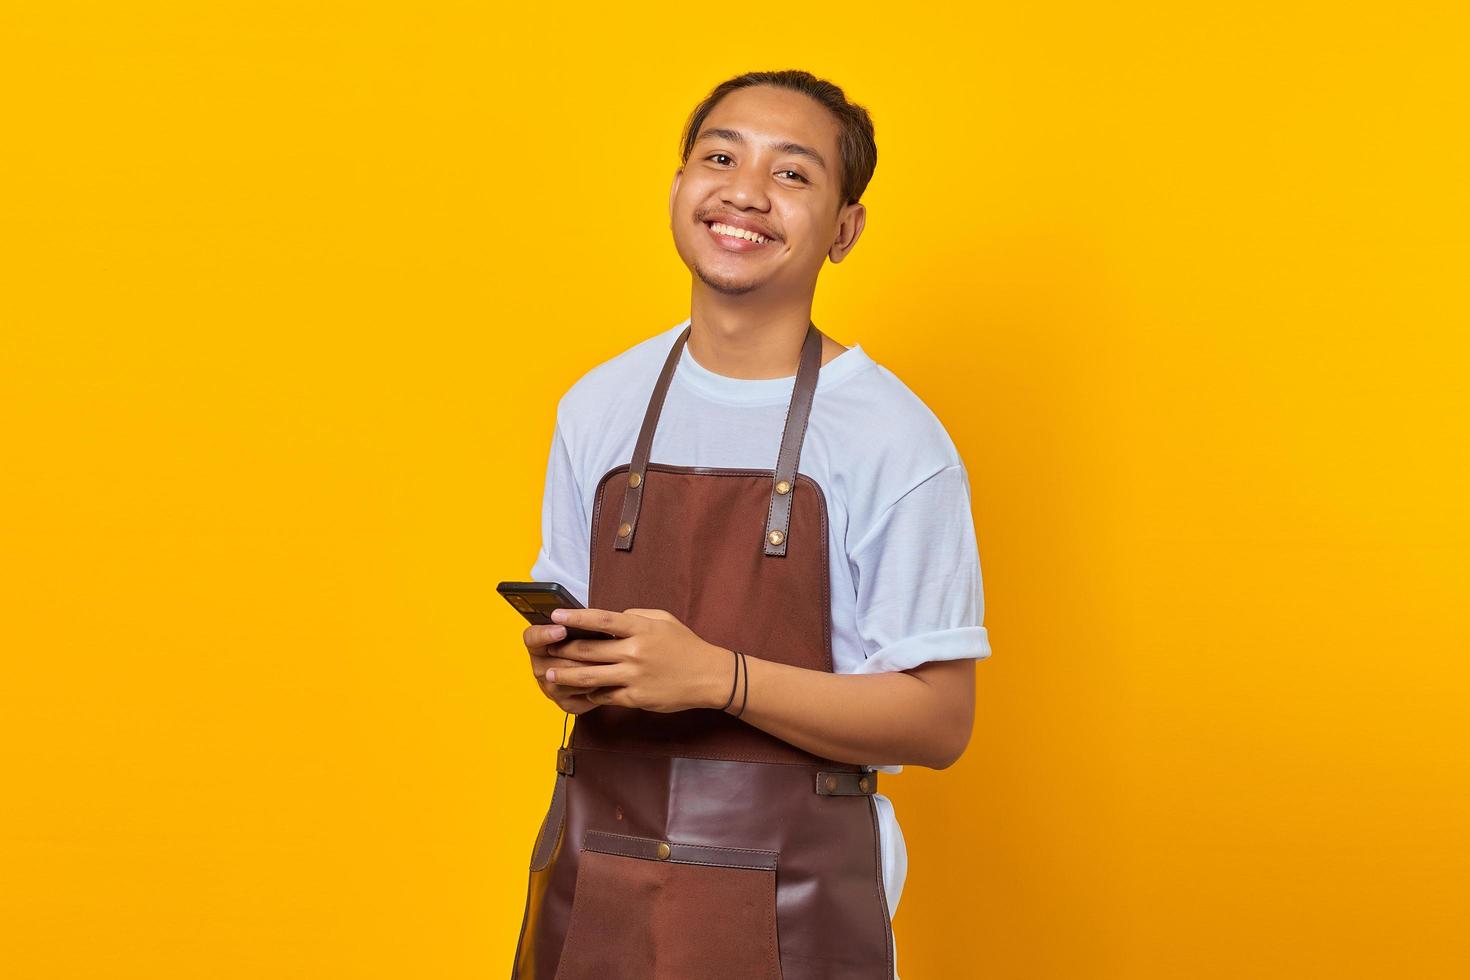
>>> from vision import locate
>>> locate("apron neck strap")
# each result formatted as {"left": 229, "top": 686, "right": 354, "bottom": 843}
{"left": 613, "top": 321, "right": 823, "bottom": 558}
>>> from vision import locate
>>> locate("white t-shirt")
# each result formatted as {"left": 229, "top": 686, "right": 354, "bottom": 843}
{"left": 528, "top": 317, "right": 992, "bottom": 935}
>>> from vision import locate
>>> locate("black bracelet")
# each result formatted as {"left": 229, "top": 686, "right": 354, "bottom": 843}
{"left": 718, "top": 648, "right": 740, "bottom": 712}
{"left": 734, "top": 651, "right": 750, "bottom": 718}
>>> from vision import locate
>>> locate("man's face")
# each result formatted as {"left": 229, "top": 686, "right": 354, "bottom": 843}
{"left": 669, "top": 85, "right": 864, "bottom": 297}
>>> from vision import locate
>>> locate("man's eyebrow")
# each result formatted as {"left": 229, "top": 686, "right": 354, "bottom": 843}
{"left": 694, "top": 127, "right": 829, "bottom": 173}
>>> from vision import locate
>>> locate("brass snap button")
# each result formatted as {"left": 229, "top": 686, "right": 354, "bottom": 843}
{"left": 767, "top": 529, "right": 784, "bottom": 546}
{"left": 617, "top": 522, "right": 632, "bottom": 537}
{"left": 627, "top": 472, "right": 641, "bottom": 488}
{"left": 859, "top": 777, "right": 871, "bottom": 792}
{"left": 775, "top": 479, "right": 791, "bottom": 495}
{"left": 655, "top": 842, "right": 671, "bottom": 860}
{"left": 824, "top": 775, "right": 838, "bottom": 792}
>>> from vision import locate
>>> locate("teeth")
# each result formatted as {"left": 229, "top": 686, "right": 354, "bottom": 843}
{"left": 710, "top": 222, "right": 770, "bottom": 244}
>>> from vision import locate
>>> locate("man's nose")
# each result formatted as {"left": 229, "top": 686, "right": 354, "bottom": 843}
{"left": 720, "top": 164, "right": 771, "bottom": 210}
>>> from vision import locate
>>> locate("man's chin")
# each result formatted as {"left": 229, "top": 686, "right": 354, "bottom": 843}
{"left": 692, "top": 261, "right": 765, "bottom": 296}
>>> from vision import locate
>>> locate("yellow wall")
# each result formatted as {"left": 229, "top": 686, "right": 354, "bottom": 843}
{"left": 2, "top": 3, "right": 1465, "bottom": 977}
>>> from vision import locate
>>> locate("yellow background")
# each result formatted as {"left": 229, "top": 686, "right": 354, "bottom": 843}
{"left": 3, "top": 3, "right": 1466, "bottom": 977}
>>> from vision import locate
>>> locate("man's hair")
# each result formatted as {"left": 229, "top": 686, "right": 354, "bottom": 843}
{"left": 678, "top": 70, "right": 878, "bottom": 207}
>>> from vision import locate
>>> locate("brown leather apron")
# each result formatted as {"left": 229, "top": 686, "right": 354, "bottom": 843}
{"left": 513, "top": 322, "right": 894, "bottom": 979}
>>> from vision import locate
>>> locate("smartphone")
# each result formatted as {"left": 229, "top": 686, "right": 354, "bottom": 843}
{"left": 497, "top": 581, "right": 616, "bottom": 641}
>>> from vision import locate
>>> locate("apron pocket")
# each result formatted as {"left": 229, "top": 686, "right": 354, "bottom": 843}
{"left": 553, "top": 830, "right": 783, "bottom": 980}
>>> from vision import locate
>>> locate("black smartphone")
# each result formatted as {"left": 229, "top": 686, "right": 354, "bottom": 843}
{"left": 496, "top": 581, "right": 616, "bottom": 641}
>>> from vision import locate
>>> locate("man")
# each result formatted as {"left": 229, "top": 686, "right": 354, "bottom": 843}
{"left": 513, "top": 69, "right": 992, "bottom": 980}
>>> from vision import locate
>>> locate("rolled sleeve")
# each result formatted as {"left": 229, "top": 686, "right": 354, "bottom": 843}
{"left": 848, "top": 463, "right": 992, "bottom": 677}
{"left": 854, "top": 624, "right": 992, "bottom": 676}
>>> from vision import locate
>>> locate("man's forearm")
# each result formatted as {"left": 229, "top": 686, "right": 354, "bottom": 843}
{"left": 698, "top": 648, "right": 969, "bottom": 769}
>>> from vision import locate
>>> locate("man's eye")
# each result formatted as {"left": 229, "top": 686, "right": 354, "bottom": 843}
{"left": 779, "top": 170, "right": 809, "bottom": 183}
{"left": 706, "top": 153, "right": 733, "bottom": 165}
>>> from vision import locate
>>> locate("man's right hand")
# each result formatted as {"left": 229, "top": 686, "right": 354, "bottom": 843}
{"left": 524, "top": 622, "right": 604, "bottom": 714}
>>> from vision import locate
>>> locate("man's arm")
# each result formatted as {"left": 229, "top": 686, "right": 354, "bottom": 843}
{"left": 707, "top": 460, "right": 988, "bottom": 769}
{"left": 544, "top": 605, "right": 983, "bottom": 770}
{"left": 699, "top": 650, "right": 976, "bottom": 769}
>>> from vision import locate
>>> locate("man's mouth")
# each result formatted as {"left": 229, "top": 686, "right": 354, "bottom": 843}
{"left": 706, "top": 220, "right": 774, "bottom": 245}
{"left": 703, "top": 219, "right": 778, "bottom": 253}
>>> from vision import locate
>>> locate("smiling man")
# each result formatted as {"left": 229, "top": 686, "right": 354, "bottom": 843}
{"left": 512, "top": 70, "right": 992, "bottom": 980}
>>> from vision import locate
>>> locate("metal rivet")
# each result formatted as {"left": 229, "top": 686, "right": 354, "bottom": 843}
{"left": 628, "top": 472, "right": 641, "bottom": 488}
{"left": 767, "top": 530, "right": 784, "bottom": 546}
{"left": 655, "top": 842, "right": 671, "bottom": 860}
{"left": 775, "top": 480, "right": 791, "bottom": 495}
{"left": 824, "top": 775, "right": 838, "bottom": 792}
{"left": 859, "top": 777, "right": 870, "bottom": 792}
{"left": 618, "top": 522, "right": 632, "bottom": 537}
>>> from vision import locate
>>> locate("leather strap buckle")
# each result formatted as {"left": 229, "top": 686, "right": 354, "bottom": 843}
{"left": 815, "top": 770, "right": 877, "bottom": 796}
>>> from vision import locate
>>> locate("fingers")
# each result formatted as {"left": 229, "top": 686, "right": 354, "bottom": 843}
{"left": 537, "top": 669, "right": 600, "bottom": 709}
{"left": 524, "top": 623, "right": 620, "bottom": 662}
{"left": 531, "top": 653, "right": 582, "bottom": 673}
{"left": 581, "top": 687, "right": 634, "bottom": 709}
{"left": 555, "top": 691, "right": 603, "bottom": 715}
{"left": 544, "top": 636, "right": 626, "bottom": 663}
{"left": 532, "top": 657, "right": 587, "bottom": 698}
{"left": 529, "top": 654, "right": 619, "bottom": 711}
{"left": 546, "top": 663, "right": 626, "bottom": 690}
{"left": 548, "top": 607, "right": 642, "bottom": 638}
{"left": 523, "top": 622, "right": 569, "bottom": 651}
{"left": 530, "top": 654, "right": 586, "bottom": 691}
{"left": 522, "top": 621, "right": 624, "bottom": 713}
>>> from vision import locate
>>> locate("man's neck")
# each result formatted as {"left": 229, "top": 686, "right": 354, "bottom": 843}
{"left": 686, "top": 289, "right": 834, "bottom": 380}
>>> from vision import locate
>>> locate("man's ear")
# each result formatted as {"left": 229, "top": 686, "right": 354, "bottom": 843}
{"left": 669, "top": 167, "right": 683, "bottom": 224}
{"left": 829, "top": 201, "right": 867, "bottom": 263}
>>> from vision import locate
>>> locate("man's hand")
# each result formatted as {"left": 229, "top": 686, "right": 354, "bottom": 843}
{"left": 542, "top": 607, "right": 730, "bottom": 713}
{"left": 523, "top": 621, "right": 609, "bottom": 715}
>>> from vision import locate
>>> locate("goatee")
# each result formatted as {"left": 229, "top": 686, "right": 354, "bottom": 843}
{"left": 692, "top": 260, "right": 760, "bottom": 296}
